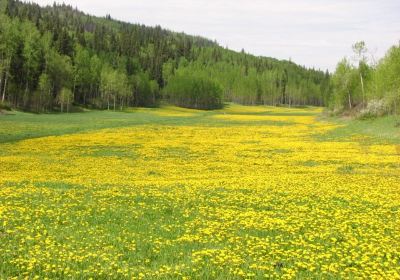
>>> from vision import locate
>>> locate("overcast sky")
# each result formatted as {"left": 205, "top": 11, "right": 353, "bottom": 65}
{"left": 29, "top": 0, "right": 400, "bottom": 72}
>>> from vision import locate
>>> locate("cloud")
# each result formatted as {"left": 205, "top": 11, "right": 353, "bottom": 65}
{"left": 27, "top": 0, "right": 400, "bottom": 71}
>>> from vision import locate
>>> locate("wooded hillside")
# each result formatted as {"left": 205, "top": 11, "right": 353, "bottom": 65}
{"left": 0, "top": 0, "right": 330, "bottom": 111}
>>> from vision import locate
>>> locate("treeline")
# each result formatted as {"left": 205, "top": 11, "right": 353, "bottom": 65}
{"left": 0, "top": 0, "right": 330, "bottom": 111}
{"left": 330, "top": 41, "right": 400, "bottom": 116}
{"left": 163, "top": 48, "right": 331, "bottom": 108}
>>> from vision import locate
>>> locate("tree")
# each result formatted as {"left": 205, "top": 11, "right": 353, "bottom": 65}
{"left": 331, "top": 58, "right": 359, "bottom": 111}
{"left": 100, "top": 64, "right": 132, "bottom": 110}
{"left": 0, "top": 15, "right": 19, "bottom": 103}
{"left": 1, "top": 0, "right": 331, "bottom": 112}
{"left": 22, "top": 21, "right": 42, "bottom": 106}
{"left": 133, "top": 71, "right": 159, "bottom": 107}
{"left": 73, "top": 45, "right": 92, "bottom": 104}
{"left": 47, "top": 50, "right": 73, "bottom": 97}
{"left": 37, "top": 73, "right": 51, "bottom": 112}
{"left": 90, "top": 55, "right": 103, "bottom": 102}
{"left": 374, "top": 45, "right": 400, "bottom": 114}
{"left": 57, "top": 87, "right": 73, "bottom": 113}
{"left": 352, "top": 41, "right": 368, "bottom": 108}
{"left": 162, "top": 59, "right": 175, "bottom": 86}
{"left": 164, "top": 72, "right": 223, "bottom": 110}
{"left": 100, "top": 65, "right": 116, "bottom": 110}
{"left": 57, "top": 28, "right": 74, "bottom": 56}
{"left": 116, "top": 70, "right": 131, "bottom": 110}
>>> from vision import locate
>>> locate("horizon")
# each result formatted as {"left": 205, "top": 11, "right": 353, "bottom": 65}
{"left": 25, "top": 0, "right": 400, "bottom": 71}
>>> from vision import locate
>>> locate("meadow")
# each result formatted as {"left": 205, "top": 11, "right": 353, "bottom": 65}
{"left": 0, "top": 104, "right": 399, "bottom": 279}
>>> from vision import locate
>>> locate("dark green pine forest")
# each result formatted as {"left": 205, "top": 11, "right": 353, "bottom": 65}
{"left": 0, "top": 0, "right": 332, "bottom": 111}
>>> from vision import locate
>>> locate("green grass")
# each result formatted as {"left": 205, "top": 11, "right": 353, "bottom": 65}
{"left": 318, "top": 114, "right": 400, "bottom": 144}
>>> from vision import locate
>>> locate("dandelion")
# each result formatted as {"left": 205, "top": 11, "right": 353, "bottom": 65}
{"left": 0, "top": 105, "right": 399, "bottom": 279}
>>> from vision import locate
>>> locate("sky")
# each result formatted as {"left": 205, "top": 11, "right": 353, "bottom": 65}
{"left": 28, "top": 0, "right": 400, "bottom": 72}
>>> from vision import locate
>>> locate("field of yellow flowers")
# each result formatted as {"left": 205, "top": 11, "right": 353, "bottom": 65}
{"left": 0, "top": 104, "right": 399, "bottom": 279}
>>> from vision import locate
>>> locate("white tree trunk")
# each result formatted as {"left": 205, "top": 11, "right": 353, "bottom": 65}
{"left": 2, "top": 59, "right": 11, "bottom": 104}
{"left": 0, "top": 76, "right": 3, "bottom": 103}
{"left": 2, "top": 73, "right": 8, "bottom": 104}
{"left": 360, "top": 73, "right": 365, "bottom": 109}
{"left": 348, "top": 92, "right": 352, "bottom": 109}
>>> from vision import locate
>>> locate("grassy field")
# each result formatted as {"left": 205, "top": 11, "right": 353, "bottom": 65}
{"left": 0, "top": 104, "right": 399, "bottom": 279}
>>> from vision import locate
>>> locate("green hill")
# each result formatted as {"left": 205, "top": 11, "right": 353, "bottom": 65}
{"left": 0, "top": 0, "right": 330, "bottom": 111}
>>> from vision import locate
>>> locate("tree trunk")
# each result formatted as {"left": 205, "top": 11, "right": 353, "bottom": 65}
{"left": 0, "top": 76, "right": 3, "bottom": 103}
{"left": 348, "top": 92, "right": 352, "bottom": 110}
{"left": 2, "top": 73, "right": 8, "bottom": 103}
{"left": 1, "top": 61, "right": 7, "bottom": 103}
{"left": 360, "top": 73, "right": 365, "bottom": 109}
{"left": 0, "top": 68, "right": 3, "bottom": 103}
{"left": 113, "top": 95, "right": 116, "bottom": 111}
{"left": 73, "top": 78, "right": 76, "bottom": 97}
{"left": 46, "top": 89, "right": 51, "bottom": 112}
{"left": 25, "top": 79, "right": 29, "bottom": 109}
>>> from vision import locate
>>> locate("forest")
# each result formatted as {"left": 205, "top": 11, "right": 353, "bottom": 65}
{"left": 0, "top": 0, "right": 398, "bottom": 114}
{"left": 0, "top": 0, "right": 331, "bottom": 111}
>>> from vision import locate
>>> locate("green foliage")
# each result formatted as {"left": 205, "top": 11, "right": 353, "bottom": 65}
{"left": 57, "top": 87, "right": 73, "bottom": 113}
{"left": 164, "top": 72, "right": 223, "bottom": 110}
{"left": 22, "top": 21, "right": 41, "bottom": 92}
{"left": 331, "top": 58, "right": 359, "bottom": 111}
{"left": 133, "top": 71, "right": 159, "bottom": 107}
{"left": 0, "top": 14, "right": 19, "bottom": 103}
{"left": 373, "top": 45, "right": 400, "bottom": 114}
{"left": 162, "top": 59, "right": 175, "bottom": 87}
{"left": 73, "top": 45, "right": 92, "bottom": 102}
{"left": 100, "top": 64, "right": 133, "bottom": 110}
{"left": 165, "top": 48, "right": 330, "bottom": 107}
{"left": 35, "top": 73, "right": 52, "bottom": 112}
{"left": 0, "top": 0, "right": 330, "bottom": 112}
{"left": 331, "top": 42, "right": 400, "bottom": 116}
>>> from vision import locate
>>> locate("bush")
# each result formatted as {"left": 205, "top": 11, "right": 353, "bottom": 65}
{"left": 0, "top": 101, "right": 12, "bottom": 111}
{"left": 358, "top": 99, "right": 388, "bottom": 119}
{"left": 164, "top": 74, "right": 223, "bottom": 110}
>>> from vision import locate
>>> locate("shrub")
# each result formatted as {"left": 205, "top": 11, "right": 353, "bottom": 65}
{"left": 0, "top": 101, "right": 12, "bottom": 111}
{"left": 358, "top": 99, "right": 388, "bottom": 119}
